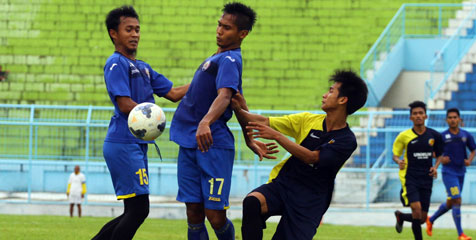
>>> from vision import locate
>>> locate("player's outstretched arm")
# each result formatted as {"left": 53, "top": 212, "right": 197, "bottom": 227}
{"left": 116, "top": 96, "right": 138, "bottom": 114}
{"left": 247, "top": 122, "right": 320, "bottom": 164}
{"left": 232, "top": 93, "right": 278, "bottom": 160}
{"left": 164, "top": 83, "right": 190, "bottom": 102}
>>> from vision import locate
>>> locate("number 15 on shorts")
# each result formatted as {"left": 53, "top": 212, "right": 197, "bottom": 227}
{"left": 208, "top": 178, "right": 224, "bottom": 195}
{"left": 136, "top": 168, "right": 149, "bottom": 185}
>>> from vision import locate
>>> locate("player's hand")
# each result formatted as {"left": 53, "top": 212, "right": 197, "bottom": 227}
{"left": 196, "top": 121, "right": 213, "bottom": 152}
{"left": 441, "top": 156, "right": 451, "bottom": 165}
{"left": 464, "top": 159, "right": 471, "bottom": 166}
{"left": 246, "top": 122, "right": 281, "bottom": 140}
{"left": 397, "top": 159, "right": 405, "bottom": 170}
{"left": 231, "top": 93, "right": 245, "bottom": 111}
{"left": 66, "top": 193, "right": 69, "bottom": 197}
{"left": 81, "top": 194, "right": 84, "bottom": 198}
{"left": 248, "top": 140, "right": 279, "bottom": 161}
{"left": 429, "top": 166, "right": 437, "bottom": 178}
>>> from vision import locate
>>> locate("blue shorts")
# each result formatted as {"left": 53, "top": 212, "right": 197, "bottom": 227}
{"left": 103, "top": 142, "right": 149, "bottom": 200}
{"left": 442, "top": 173, "right": 464, "bottom": 199}
{"left": 176, "top": 146, "right": 234, "bottom": 210}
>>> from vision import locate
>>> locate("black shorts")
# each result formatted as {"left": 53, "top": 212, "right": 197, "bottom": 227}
{"left": 400, "top": 176, "right": 432, "bottom": 212}
{"left": 253, "top": 180, "right": 328, "bottom": 240}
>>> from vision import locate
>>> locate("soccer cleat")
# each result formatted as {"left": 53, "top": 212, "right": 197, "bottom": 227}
{"left": 426, "top": 216, "right": 433, "bottom": 236}
{"left": 458, "top": 233, "right": 472, "bottom": 240}
{"left": 394, "top": 210, "right": 403, "bottom": 233}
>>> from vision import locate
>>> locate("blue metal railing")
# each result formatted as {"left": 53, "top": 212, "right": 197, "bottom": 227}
{"left": 426, "top": 5, "right": 476, "bottom": 102}
{"left": 2, "top": 105, "right": 476, "bottom": 208}
{"left": 361, "top": 3, "right": 476, "bottom": 106}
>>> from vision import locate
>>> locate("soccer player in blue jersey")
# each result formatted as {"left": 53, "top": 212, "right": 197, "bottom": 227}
{"left": 393, "top": 101, "right": 444, "bottom": 240}
{"left": 426, "top": 108, "right": 475, "bottom": 240}
{"left": 232, "top": 70, "right": 368, "bottom": 240}
{"left": 92, "top": 6, "right": 189, "bottom": 240}
{"left": 169, "top": 3, "right": 265, "bottom": 240}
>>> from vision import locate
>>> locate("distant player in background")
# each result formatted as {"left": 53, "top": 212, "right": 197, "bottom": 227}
{"left": 66, "top": 165, "right": 86, "bottom": 218}
{"left": 92, "top": 5, "right": 189, "bottom": 240}
{"left": 393, "top": 101, "right": 444, "bottom": 240}
{"left": 169, "top": 2, "right": 267, "bottom": 240}
{"left": 426, "top": 108, "right": 475, "bottom": 240}
{"left": 233, "top": 70, "right": 368, "bottom": 240}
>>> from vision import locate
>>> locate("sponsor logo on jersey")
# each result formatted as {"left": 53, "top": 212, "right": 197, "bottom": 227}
{"left": 309, "top": 132, "right": 320, "bottom": 139}
{"left": 208, "top": 196, "right": 221, "bottom": 202}
{"left": 109, "top": 63, "right": 118, "bottom": 71}
{"left": 428, "top": 138, "right": 435, "bottom": 146}
{"left": 129, "top": 62, "right": 139, "bottom": 74}
{"left": 413, "top": 152, "right": 432, "bottom": 159}
{"left": 202, "top": 60, "right": 211, "bottom": 71}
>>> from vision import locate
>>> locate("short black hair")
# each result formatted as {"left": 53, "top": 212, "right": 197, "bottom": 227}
{"left": 446, "top": 108, "right": 460, "bottom": 117}
{"left": 408, "top": 101, "right": 426, "bottom": 114}
{"left": 105, "top": 5, "right": 139, "bottom": 44}
{"left": 330, "top": 69, "right": 368, "bottom": 115}
{"left": 223, "top": 2, "right": 257, "bottom": 32}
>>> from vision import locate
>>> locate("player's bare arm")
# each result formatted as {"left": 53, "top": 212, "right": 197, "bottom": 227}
{"left": 465, "top": 149, "right": 475, "bottom": 166}
{"left": 393, "top": 154, "right": 405, "bottom": 170}
{"left": 196, "top": 87, "right": 233, "bottom": 152}
{"left": 232, "top": 93, "right": 278, "bottom": 160}
{"left": 247, "top": 121, "right": 320, "bottom": 164}
{"left": 116, "top": 96, "right": 138, "bottom": 114}
{"left": 164, "top": 83, "right": 190, "bottom": 102}
{"left": 430, "top": 155, "right": 443, "bottom": 178}
{"left": 231, "top": 93, "right": 269, "bottom": 126}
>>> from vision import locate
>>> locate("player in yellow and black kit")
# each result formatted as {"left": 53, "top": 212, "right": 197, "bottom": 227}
{"left": 393, "top": 101, "right": 444, "bottom": 240}
{"left": 233, "top": 70, "right": 368, "bottom": 240}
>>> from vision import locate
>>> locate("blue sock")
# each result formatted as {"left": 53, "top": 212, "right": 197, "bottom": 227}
{"left": 188, "top": 222, "right": 209, "bottom": 240}
{"left": 430, "top": 202, "right": 450, "bottom": 223}
{"left": 214, "top": 218, "right": 235, "bottom": 240}
{"left": 452, "top": 205, "right": 463, "bottom": 236}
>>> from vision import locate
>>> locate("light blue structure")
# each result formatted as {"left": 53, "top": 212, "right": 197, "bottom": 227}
{"left": 1, "top": 105, "right": 476, "bottom": 209}
{"left": 361, "top": 3, "right": 476, "bottom": 106}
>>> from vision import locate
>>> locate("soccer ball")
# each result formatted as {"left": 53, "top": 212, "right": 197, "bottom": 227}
{"left": 128, "top": 102, "right": 166, "bottom": 141}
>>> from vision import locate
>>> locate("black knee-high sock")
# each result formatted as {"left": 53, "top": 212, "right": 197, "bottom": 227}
{"left": 91, "top": 213, "right": 124, "bottom": 239}
{"left": 400, "top": 213, "right": 413, "bottom": 222}
{"left": 242, "top": 196, "right": 264, "bottom": 240}
{"left": 411, "top": 218, "right": 422, "bottom": 240}
{"left": 111, "top": 194, "right": 150, "bottom": 240}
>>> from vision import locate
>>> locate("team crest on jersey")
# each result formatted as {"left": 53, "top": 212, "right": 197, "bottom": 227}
{"left": 462, "top": 137, "right": 467, "bottom": 142}
{"left": 144, "top": 68, "right": 150, "bottom": 79}
{"left": 445, "top": 134, "right": 451, "bottom": 139}
{"left": 328, "top": 139, "right": 335, "bottom": 144}
{"left": 428, "top": 138, "right": 435, "bottom": 146}
{"left": 202, "top": 60, "right": 211, "bottom": 71}
{"left": 129, "top": 62, "right": 139, "bottom": 74}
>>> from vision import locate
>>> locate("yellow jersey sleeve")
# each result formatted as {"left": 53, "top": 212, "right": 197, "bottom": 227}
{"left": 393, "top": 132, "right": 405, "bottom": 157}
{"left": 269, "top": 112, "right": 312, "bottom": 142}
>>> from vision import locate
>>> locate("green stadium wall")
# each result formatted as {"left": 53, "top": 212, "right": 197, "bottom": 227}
{"left": 0, "top": 0, "right": 463, "bottom": 110}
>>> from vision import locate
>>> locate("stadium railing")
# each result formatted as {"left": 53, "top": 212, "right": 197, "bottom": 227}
{"left": 1, "top": 104, "right": 476, "bottom": 209}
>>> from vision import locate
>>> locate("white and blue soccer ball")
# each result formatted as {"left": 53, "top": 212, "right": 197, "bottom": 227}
{"left": 128, "top": 102, "right": 166, "bottom": 141}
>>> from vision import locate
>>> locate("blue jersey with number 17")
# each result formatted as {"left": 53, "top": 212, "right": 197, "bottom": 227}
{"left": 441, "top": 128, "right": 476, "bottom": 175}
{"left": 170, "top": 48, "right": 243, "bottom": 149}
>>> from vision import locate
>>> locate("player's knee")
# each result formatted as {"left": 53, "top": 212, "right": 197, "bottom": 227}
{"left": 205, "top": 212, "right": 227, "bottom": 229}
{"left": 243, "top": 195, "right": 261, "bottom": 217}
{"left": 451, "top": 198, "right": 461, "bottom": 206}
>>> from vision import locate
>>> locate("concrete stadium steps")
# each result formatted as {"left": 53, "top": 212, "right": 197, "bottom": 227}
{"left": 0, "top": 0, "right": 465, "bottom": 108}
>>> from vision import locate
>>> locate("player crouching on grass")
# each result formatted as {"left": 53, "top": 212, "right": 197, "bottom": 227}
{"left": 232, "top": 70, "right": 368, "bottom": 240}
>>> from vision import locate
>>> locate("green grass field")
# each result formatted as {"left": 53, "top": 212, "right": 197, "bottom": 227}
{"left": 1, "top": 214, "right": 473, "bottom": 239}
